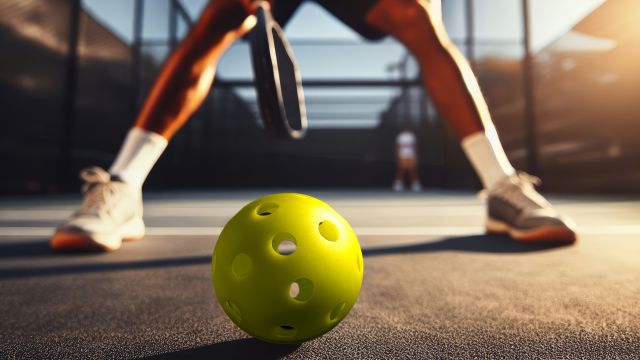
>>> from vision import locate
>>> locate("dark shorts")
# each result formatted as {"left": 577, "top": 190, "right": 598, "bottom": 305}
{"left": 271, "top": 0, "right": 386, "bottom": 40}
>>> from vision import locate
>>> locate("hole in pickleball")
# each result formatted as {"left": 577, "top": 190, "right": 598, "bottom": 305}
{"left": 291, "top": 278, "right": 314, "bottom": 302}
{"left": 289, "top": 282, "right": 300, "bottom": 298}
{"left": 356, "top": 253, "right": 362, "bottom": 273}
{"left": 232, "top": 253, "right": 251, "bottom": 278}
{"left": 318, "top": 220, "right": 339, "bottom": 242}
{"left": 226, "top": 300, "right": 242, "bottom": 321}
{"left": 257, "top": 202, "right": 279, "bottom": 216}
{"left": 278, "top": 241, "right": 296, "bottom": 255}
{"left": 330, "top": 302, "right": 346, "bottom": 321}
{"left": 274, "top": 325, "right": 298, "bottom": 338}
{"left": 272, "top": 233, "right": 297, "bottom": 255}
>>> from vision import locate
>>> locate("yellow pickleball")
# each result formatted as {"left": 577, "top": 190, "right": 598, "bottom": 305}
{"left": 212, "top": 193, "right": 363, "bottom": 344}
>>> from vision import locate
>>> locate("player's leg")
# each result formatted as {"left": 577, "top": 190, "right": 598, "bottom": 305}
{"left": 364, "top": 0, "right": 576, "bottom": 242}
{"left": 408, "top": 159, "right": 421, "bottom": 191}
{"left": 51, "top": 0, "right": 258, "bottom": 251}
{"left": 395, "top": 163, "right": 406, "bottom": 182}
{"left": 393, "top": 160, "right": 406, "bottom": 191}
{"left": 365, "top": 0, "right": 514, "bottom": 189}
{"left": 132, "top": 0, "right": 257, "bottom": 140}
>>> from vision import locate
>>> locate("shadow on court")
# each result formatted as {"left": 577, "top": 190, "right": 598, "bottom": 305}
{"left": 140, "top": 338, "right": 301, "bottom": 360}
{"left": 361, "top": 234, "right": 570, "bottom": 257}
{"left": 0, "top": 235, "right": 571, "bottom": 280}
{"left": 0, "top": 239, "right": 66, "bottom": 258}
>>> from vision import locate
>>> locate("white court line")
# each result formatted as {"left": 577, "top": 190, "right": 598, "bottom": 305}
{"left": 0, "top": 227, "right": 480, "bottom": 236}
{"left": 0, "top": 228, "right": 57, "bottom": 236}
{"left": 578, "top": 225, "right": 640, "bottom": 235}
{"left": 4, "top": 205, "right": 639, "bottom": 220}
{"left": 0, "top": 211, "right": 73, "bottom": 220}
{"left": 0, "top": 207, "right": 486, "bottom": 219}
{"left": 2, "top": 226, "right": 640, "bottom": 236}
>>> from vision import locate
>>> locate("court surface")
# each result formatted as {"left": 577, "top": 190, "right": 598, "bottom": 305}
{"left": 2, "top": 189, "right": 640, "bottom": 359}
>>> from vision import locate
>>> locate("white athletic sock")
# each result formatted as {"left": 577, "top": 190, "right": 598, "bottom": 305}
{"left": 109, "top": 128, "right": 168, "bottom": 193}
{"left": 461, "top": 128, "right": 516, "bottom": 190}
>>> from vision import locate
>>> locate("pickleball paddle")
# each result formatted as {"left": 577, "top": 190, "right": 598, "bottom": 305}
{"left": 249, "top": 2, "right": 308, "bottom": 140}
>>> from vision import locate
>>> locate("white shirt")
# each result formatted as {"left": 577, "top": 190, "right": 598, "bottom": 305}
{"left": 396, "top": 131, "right": 417, "bottom": 159}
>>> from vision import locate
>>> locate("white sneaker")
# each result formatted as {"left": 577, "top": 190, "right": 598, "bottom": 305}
{"left": 50, "top": 166, "right": 145, "bottom": 251}
{"left": 411, "top": 180, "right": 422, "bottom": 192}
{"left": 485, "top": 172, "right": 576, "bottom": 243}
{"left": 392, "top": 180, "right": 404, "bottom": 192}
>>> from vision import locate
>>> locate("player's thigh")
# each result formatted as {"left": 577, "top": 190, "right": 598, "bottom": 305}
{"left": 314, "top": 0, "right": 387, "bottom": 40}
{"left": 364, "top": 0, "right": 444, "bottom": 40}
{"left": 400, "top": 158, "right": 415, "bottom": 169}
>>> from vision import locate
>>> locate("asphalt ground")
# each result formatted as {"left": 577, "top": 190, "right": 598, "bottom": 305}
{"left": 1, "top": 190, "right": 640, "bottom": 359}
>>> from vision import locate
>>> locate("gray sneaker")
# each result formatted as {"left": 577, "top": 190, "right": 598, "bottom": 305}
{"left": 485, "top": 172, "right": 577, "bottom": 243}
{"left": 50, "top": 166, "right": 145, "bottom": 251}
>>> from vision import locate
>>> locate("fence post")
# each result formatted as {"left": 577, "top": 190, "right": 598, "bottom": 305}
{"left": 465, "top": 0, "right": 474, "bottom": 69}
{"left": 131, "top": 0, "right": 144, "bottom": 118}
{"left": 59, "top": 0, "right": 81, "bottom": 191}
{"left": 522, "top": 0, "right": 538, "bottom": 176}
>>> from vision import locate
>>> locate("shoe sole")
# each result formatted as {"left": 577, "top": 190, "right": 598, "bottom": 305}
{"left": 486, "top": 217, "right": 577, "bottom": 243}
{"left": 51, "top": 218, "right": 145, "bottom": 252}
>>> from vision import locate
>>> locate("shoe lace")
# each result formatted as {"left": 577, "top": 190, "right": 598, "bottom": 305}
{"left": 479, "top": 171, "right": 549, "bottom": 209}
{"left": 77, "top": 167, "right": 127, "bottom": 214}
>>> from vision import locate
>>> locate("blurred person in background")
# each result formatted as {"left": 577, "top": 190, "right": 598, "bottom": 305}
{"left": 393, "top": 125, "right": 422, "bottom": 192}
{"left": 50, "top": 0, "right": 576, "bottom": 252}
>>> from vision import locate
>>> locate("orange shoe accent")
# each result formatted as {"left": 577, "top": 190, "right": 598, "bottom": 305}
{"left": 487, "top": 224, "right": 577, "bottom": 244}
{"left": 122, "top": 234, "right": 145, "bottom": 242}
{"left": 512, "top": 228, "right": 577, "bottom": 244}
{"left": 50, "top": 233, "right": 112, "bottom": 251}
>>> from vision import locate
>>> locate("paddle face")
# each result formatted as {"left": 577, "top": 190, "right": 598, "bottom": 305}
{"left": 250, "top": 3, "right": 307, "bottom": 140}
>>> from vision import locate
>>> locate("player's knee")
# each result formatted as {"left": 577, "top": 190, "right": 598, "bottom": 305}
{"left": 197, "top": 0, "right": 252, "bottom": 33}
